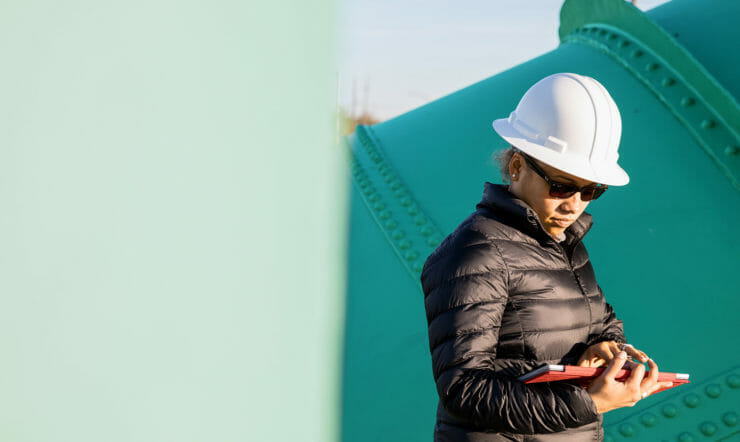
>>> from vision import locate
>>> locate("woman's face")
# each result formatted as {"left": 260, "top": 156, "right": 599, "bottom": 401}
{"left": 508, "top": 152, "right": 593, "bottom": 238}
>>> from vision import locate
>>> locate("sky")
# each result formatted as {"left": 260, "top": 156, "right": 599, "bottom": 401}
{"left": 337, "top": 0, "right": 672, "bottom": 121}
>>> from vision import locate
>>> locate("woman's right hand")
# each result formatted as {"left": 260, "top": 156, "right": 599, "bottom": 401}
{"left": 586, "top": 351, "right": 674, "bottom": 414}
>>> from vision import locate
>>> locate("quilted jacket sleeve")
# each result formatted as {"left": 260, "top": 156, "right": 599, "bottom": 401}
{"left": 421, "top": 230, "right": 601, "bottom": 434}
{"left": 586, "top": 284, "right": 627, "bottom": 347}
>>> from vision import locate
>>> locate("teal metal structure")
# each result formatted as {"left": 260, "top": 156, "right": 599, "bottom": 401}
{"left": 342, "top": 0, "right": 740, "bottom": 440}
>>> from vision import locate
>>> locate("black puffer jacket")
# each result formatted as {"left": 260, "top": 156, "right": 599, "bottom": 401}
{"left": 421, "top": 182, "right": 626, "bottom": 441}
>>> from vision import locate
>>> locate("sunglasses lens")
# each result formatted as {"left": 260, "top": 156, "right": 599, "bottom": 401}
{"left": 549, "top": 183, "right": 578, "bottom": 199}
{"left": 580, "top": 187, "right": 595, "bottom": 201}
{"left": 549, "top": 184, "right": 607, "bottom": 201}
{"left": 581, "top": 186, "right": 607, "bottom": 201}
{"left": 592, "top": 187, "right": 607, "bottom": 200}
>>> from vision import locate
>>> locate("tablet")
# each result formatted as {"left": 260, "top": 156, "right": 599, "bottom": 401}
{"left": 518, "top": 363, "right": 690, "bottom": 396}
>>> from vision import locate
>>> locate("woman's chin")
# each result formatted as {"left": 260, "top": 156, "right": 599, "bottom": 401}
{"left": 545, "top": 225, "right": 566, "bottom": 238}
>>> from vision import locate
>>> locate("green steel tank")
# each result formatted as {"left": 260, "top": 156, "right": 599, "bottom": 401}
{"left": 341, "top": 0, "right": 740, "bottom": 440}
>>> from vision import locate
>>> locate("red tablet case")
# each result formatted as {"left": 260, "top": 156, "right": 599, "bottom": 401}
{"left": 518, "top": 364, "right": 690, "bottom": 396}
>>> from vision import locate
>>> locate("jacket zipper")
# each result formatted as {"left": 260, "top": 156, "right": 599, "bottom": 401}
{"left": 526, "top": 210, "right": 595, "bottom": 341}
{"left": 555, "top": 241, "right": 593, "bottom": 340}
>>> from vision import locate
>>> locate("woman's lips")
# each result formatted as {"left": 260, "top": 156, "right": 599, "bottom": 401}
{"left": 552, "top": 218, "right": 575, "bottom": 227}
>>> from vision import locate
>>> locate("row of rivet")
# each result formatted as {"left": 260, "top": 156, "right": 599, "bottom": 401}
{"left": 346, "top": 125, "right": 444, "bottom": 278}
{"left": 603, "top": 372, "right": 740, "bottom": 441}
{"left": 564, "top": 24, "right": 740, "bottom": 191}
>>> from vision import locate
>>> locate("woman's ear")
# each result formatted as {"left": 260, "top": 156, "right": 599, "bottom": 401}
{"left": 509, "top": 153, "right": 522, "bottom": 182}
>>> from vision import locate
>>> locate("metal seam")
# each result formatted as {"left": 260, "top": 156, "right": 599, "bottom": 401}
{"left": 343, "top": 125, "right": 445, "bottom": 284}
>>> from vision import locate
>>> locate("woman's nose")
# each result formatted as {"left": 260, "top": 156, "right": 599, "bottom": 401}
{"left": 560, "top": 192, "right": 583, "bottom": 213}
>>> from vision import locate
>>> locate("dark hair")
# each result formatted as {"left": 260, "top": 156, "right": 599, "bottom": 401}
{"left": 492, "top": 145, "right": 516, "bottom": 183}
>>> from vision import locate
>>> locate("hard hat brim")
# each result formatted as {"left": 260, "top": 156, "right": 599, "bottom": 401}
{"left": 492, "top": 118, "right": 629, "bottom": 186}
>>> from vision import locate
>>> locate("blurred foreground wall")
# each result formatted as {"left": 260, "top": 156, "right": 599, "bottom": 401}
{"left": 0, "top": 1, "right": 346, "bottom": 441}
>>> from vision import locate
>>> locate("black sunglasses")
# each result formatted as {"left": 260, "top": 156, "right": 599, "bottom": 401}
{"left": 517, "top": 152, "right": 608, "bottom": 201}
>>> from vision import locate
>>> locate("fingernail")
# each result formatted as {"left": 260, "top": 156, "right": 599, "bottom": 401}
{"left": 641, "top": 355, "right": 648, "bottom": 362}
{"left": 617, "top": 351, "right": 627, "bottom": 359}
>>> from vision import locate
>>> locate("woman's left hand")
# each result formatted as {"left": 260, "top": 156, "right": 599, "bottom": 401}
{"left": 577, "top": 341, "right": 649, "bottom": 368}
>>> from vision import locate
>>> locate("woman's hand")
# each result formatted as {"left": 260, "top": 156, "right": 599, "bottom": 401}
{"left": 586, "top": 351, "right": 674, "bottom": 414}
{"left": 578, "top": 341, "right": 648, "bottom": 368}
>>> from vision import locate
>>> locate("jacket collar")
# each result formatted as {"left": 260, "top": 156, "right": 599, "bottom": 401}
{"left": 475, "top": 182, "right": 593, "bottom": 246}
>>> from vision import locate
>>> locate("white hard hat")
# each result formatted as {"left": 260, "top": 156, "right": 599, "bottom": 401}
{"left": 492, "top": 72, "right": 629, "bottom": 186}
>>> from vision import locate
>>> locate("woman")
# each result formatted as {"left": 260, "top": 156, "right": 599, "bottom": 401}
{"left": 420, "top": 73, "right": 673, "bottom": 441}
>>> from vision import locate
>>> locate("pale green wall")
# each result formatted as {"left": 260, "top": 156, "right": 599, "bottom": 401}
{"left": 0, "top": 1, "right": 345, "bottom": 441}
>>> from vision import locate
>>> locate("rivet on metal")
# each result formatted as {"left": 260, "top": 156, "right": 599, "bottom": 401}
{"left": 404, "top": 250, "right": 419, "bottom": 261}
{"left": 700, "top": 119, "right": 715, "bottom": 129}
{"left": 379, "top": 210, "right": 391, "bottom": 220}
{"left": 368, "top": 193, "right": 380, "bottom": 203}
{"left": 725, "top": 145, "right": 739, "bottom": 155}
{"left": 631, "top": 49, "right": 644, "bottom": 58}
{"left": 394, "top": 189, "right": 406, "bottom": 198}
{"left": 414, "top": 216, "right": 427, "bottom": 226}
{"left": 400, "top": 197, "right": 412, "bottom": 207}
{"left": 373, "top": 202, "right": 386, "bottom": 211}
{"left": 421, "top": 226, "right": 433, "bottom": 237}
{"left": 722, "top": 412, "right": 738, "bottom": 427}
{"left": 662, "top": 404, "right": 678, "bottom": 418}
{"left": 607, "top": 33, "right": 617, "bottom": 40}
{"left": 646, "top": 62, "right": 659, "bottom": 71}
{"left": 399, "top": 240, "right": 411, "bottom": 250}
{"left": 618, "top": 423, "right": 636, "bottom": 437}
{"left": 677, "top": 432, "right": 694, "bottom": 442}
{"left": 705, "top": 384, "right": 721, "bottom": 398}
{"left": 391, "top": 230, "right": 405, "bottom": 240}
{"left": 640, "top": 413, "right": 657, "bottom": 427}
{"left": 726, "top": 374, "right": 740, "bottom": 388}
{"left": 408, "top": 205, "right": 420, "bottom": 216}
{"left": 427, "top": 237, "right": 441, "bottom": 247}
{"left": 683, "top": 394, "right": 700, "bottom": 408}
{"left": 412, "top": 262, "right": 423, "bottom": 273}
{"left": 661, "top": 77, "right": 675, "bottom": 87}
{"left": 680, "top": 97, "right": 695, "bottom": 107}
{"left": 384, "top": 219, "right": 398, "bottom": 230}
{"left": 699, "top": 422, "right": 717, "bottom": 436}
{"left": 618, "top": 40, "right": 630, "bottom": 48}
